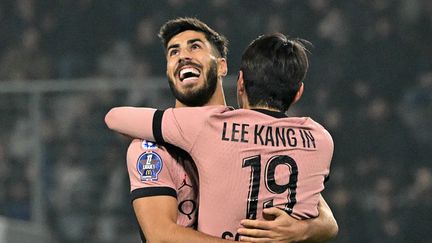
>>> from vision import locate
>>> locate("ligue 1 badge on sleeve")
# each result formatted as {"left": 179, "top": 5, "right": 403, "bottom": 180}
{"left": 136, "top": 151, "right": 163, "bottom": 181}
{"left": 141, "top": 140, "right": 158, "bottom": 150}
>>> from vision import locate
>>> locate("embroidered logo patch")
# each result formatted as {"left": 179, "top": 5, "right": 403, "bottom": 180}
{"left": 141, "top": 140, "right": 158, "bottom": 150}
{"left": 136, "top": 151, "right": 163, "bottom": 181}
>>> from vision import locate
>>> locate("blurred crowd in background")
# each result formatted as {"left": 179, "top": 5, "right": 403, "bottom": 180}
{"left": 0, "top": 0, "right": 431, "bottom": 242}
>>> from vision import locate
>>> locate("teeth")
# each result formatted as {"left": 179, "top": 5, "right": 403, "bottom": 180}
{"left": 183, "top": 77, "right": 197, "bottom": 81}
{"left": 180, "top": 67, "right": 200, "bottom": 78}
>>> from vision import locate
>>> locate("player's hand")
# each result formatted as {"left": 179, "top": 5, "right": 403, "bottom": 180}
{"left": 237, "top": 207, "right": 308, "bottom": 243}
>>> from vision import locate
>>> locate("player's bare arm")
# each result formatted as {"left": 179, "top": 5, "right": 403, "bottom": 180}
{"left": 134, "top": 196, "right": 243, "bottom": 243}
{"left": 237, "top": 195, "right": 338, "bottom": 242}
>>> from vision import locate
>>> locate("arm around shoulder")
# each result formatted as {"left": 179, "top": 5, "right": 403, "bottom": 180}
{"left": 105, "top": 106, "right": 157, "bottom": 140}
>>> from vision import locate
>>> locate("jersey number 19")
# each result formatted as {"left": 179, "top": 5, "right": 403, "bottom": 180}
{"left": 242, "top": 155, "right": 298, "bottom": 219}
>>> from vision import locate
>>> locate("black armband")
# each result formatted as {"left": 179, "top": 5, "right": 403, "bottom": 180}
{"left": 152, "top": 110, "right": 165, "bottom": 143}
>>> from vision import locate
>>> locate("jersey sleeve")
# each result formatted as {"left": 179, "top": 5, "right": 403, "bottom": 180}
{"left": 318, "top": 122, "right": 334, "bottom": 177}
{"left": 308, "top": 119, "right": 334, "bottom": 185}
{"left": 154, "top": 106, "right": 219, "bottom": 153}
{"left": 105, "top": 107, "right": 158, "bottom": 141}
{"left": 323, "top": 128, "right": 334, "bottom": 182}
{"left": 127, "top": 139, "right": 178, "bottom": 201}
{"left": 107, "top": 105, "right": 226, "bottom": 153}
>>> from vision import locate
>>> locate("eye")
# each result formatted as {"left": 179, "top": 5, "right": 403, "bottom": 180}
{"left": 169, "top": 49, "right": 179, "bottom": 57}
{"left": 191, "top": 43, "right": 201, "bottom": 50}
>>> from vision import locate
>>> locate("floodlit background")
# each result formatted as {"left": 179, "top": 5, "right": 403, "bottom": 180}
{"left": 0, "top": 0, "right": 431, "bottom": 242}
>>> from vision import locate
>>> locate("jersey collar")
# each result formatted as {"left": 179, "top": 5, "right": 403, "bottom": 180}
{"left": 251, "top": 109, "right": 288, "bottom": 118}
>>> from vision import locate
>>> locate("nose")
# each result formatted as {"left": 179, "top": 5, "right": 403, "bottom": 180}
{"left": 177, "top": 48, "right": 193, "bottom": 62}
{"left": 178, "top": 57, "right": 192, "bottom": 65}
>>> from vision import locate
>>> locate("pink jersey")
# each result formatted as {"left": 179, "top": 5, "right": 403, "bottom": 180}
{"left": 127, "top": 139, "right": 199, "bottom": 230}
{"left": 111, "top": 106, "right": 333, "bottom": 239}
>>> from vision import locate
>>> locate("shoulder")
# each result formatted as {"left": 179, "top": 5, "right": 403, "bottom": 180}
{"left": 127, "top": 139, "right": 175, "bottom": 164}
{"left": 304, "top": 118, "right": 334, "bottom": 145}
{"left": 166, "top": 105, "right": 232, "bottom": 115}
{"left": 306, "top": 117, "right": 331, "bottom": 133}
{"left": 162, "top": 106, "right": 233, "bottom": 127}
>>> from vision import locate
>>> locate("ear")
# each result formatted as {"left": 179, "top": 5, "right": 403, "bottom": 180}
{"left": 292, "top": 82, "right": 304, "bottom": 104}
{"left": 236, "top": 70, "right": 248, "bottom": 109}
{"left": 217, "top": 58, "right": 228, "bottom": 77}
{"left": 237, "top": 70, "right": 245, "bottom": 94}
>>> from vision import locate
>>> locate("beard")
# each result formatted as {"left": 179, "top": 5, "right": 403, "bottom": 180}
{"left": 168, "top": 60, "right": 218, "bottom": 107}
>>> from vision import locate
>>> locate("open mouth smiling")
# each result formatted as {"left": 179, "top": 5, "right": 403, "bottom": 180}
{"left": 178, "top": 66, "right": 201, "bottom": 82}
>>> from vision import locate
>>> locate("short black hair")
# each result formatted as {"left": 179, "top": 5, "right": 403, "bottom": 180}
{"left": 240, "top": 33, "right": 311, "bottom": 112}
{"left": 158, "top": 17, "right": 228, "bottom": 58}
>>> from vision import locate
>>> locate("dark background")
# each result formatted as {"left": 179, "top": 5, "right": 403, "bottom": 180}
{"left": 0, "top": 0, "right": 431, "bottom": 242}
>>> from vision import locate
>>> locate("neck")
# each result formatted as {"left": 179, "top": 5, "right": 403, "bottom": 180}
{"left": 248, "top": 105, "right": 283, "bottom": 113}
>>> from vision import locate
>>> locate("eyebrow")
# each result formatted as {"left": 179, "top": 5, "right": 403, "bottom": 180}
{"left": 167, "top": 38, "right": 205, "bottom": 52}
{"left": 187, "top": 38, "right": 204, "bottom": 45}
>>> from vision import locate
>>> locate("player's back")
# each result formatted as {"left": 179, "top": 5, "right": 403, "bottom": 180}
{"left": 161, "top": 106, "right": 333, "bottom": 238}
{"left": 107, "top": 105, "right": 334, "bottom": 239}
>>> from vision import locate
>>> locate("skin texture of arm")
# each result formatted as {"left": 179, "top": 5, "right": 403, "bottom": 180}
{"left": 133, "top": 196, "right": 247, "bottom": 243}
{"left": 237, "top": 195, "right": 338, "bottom": 242}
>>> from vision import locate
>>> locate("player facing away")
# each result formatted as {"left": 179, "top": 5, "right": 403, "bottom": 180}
{"left": 107, "top": 32, "right": 335, "bottom": 239}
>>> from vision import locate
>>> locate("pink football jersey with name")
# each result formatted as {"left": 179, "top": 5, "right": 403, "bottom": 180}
{"left": 127, "top": 139, "right": 198, "bottom": 229}
{"left": 113, "top": 106, "right": 333, "bottom": 239}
